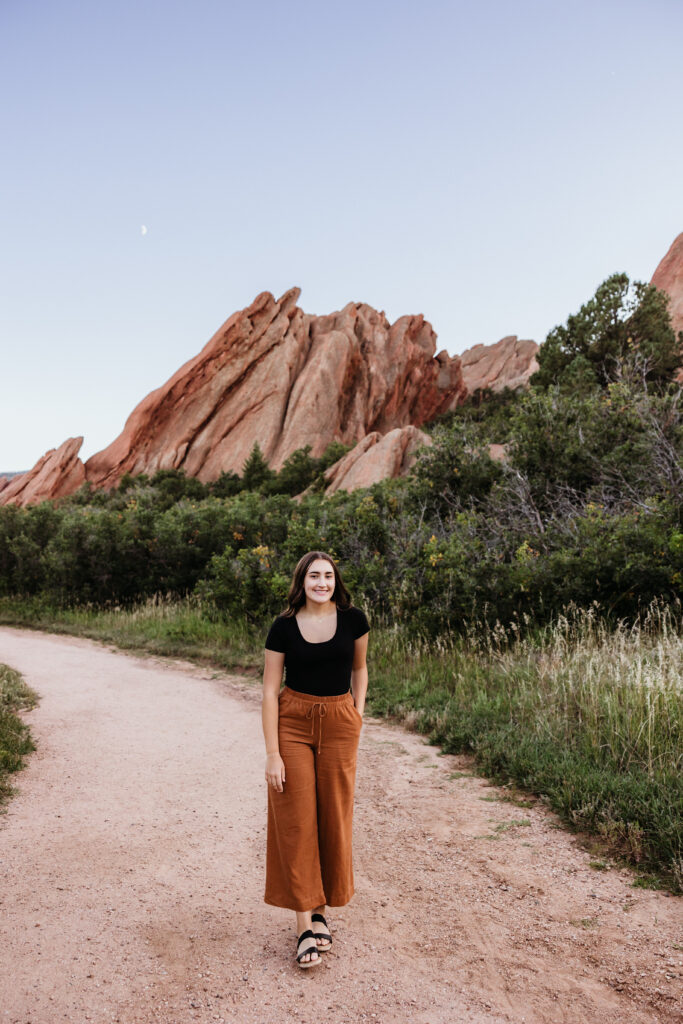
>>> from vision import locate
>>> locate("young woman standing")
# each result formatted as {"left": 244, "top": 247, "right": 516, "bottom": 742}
{"left": 262, "top": 550, "right": 370, "bottom": 968}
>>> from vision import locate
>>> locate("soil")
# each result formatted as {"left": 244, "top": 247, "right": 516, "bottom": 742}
{"left": 0, "top": 626, "right": 681, "bottom": 1024}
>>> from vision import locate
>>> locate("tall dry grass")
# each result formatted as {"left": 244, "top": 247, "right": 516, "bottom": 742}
{"left": 0, "top": 594, "right": 263, "bottom": 673}
{"left": 370, "top": 602, "right": 683, "bottom": 891}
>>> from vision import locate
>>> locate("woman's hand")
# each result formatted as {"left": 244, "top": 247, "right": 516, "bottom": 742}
{"left": 265, "top": 752, "right": 286, "bottom": 793}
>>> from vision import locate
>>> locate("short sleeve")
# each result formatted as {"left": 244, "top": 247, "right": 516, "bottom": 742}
{"left": 265, "top": 616, "right": 288, "bottom": 652}
{"left": 351, "top": 607, "right": 370, "bottom": 639}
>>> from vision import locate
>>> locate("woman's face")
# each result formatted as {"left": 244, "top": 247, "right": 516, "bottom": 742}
{"left": 303, "top": 558, "right": 336, "bottom": 606}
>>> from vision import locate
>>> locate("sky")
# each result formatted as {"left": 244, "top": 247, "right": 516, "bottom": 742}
{"left": 1, "top": 0, "right": 682, "bottom": 470}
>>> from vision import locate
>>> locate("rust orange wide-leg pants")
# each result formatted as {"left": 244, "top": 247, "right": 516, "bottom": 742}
{"left": 265, "top": 686, "right": 363, "bottom": 911}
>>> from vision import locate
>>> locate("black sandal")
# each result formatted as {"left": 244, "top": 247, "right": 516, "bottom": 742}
{"left": 296, "top": 929, "right": 321, "bottom": 968}
{"left": 311, "top": 912, "right": 332, "bottom": 951}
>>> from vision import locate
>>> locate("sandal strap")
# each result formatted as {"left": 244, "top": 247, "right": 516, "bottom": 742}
{"left": 296, "top": 930, "right": 319, "bottom": 961}
{"left": 311, "top": 913, "right": 332, "bottom": 944}
{"left": 297, "top": 945, "right": 319, "bottom": 961}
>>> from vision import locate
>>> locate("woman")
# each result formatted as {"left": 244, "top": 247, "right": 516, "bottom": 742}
{"left": 262, "top": 550, "right": 370, "bottom": 968}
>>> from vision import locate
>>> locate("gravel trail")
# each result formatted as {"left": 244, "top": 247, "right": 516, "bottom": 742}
{"left": 0, "top": 626, "right": 680, "bottom": 1024}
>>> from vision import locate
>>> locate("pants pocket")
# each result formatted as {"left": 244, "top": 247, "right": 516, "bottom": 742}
{"left": 349, "top": 698, "right": 363, "bottom": 726}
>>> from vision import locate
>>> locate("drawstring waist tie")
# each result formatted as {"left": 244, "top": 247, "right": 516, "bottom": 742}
{"left": 305, "top": 702, "right": 328, "bottom": 754}
{"left": 279, "top": 687, "right": 353, "bottom": 756}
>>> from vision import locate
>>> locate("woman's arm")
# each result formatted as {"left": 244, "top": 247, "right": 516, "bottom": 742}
{"left": 262, "top": 650, "right": 286, "bottom": 792}
{"left": 350, "top": 633, "right": 369, "bottom": 715}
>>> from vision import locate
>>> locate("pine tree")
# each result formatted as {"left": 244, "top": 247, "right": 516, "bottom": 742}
{"left": 532, "top": 274, "right": 683, "bottom": 391}
{"left": 240, "top": 442, "right": 275, "bottom": 491}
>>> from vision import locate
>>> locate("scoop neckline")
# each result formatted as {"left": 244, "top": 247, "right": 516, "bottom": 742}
{"left": 294, "top": 608, "right": 339, "bottom": 644}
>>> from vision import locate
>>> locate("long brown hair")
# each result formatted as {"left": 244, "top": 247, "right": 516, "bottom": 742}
{"left": 282, "top": 551, "right": 352, "bottom": 616}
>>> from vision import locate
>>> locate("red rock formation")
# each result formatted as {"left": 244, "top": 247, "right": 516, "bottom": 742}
{"left": 0, "top": 476, "right": 11, "bottom": 496}
{"left": 651, "top": 232, "right": 683, "bottom": 338}
{"left": 85, "top": 289, "right": 466, "bottom": 488}
{"left": 460, "top": 336, "right": 539, "bottom": 394}
{"left": 322, "top": 426, "right": 432, "bottom": 495}
{"left": 1, "top": 290, "right": 547, "bottom": 505}
{"left": 0, "top": 438, "right": 85, "bottom": 508}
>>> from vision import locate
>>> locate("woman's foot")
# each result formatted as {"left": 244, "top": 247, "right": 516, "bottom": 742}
{"left": 311, "top": 906, "right": 332, "bottom": 951}
{"left": 296, "top": 929, "right": 321, "bottom": 968}
{"left": 295, "top": 910, "right": 321, "bottom": 967}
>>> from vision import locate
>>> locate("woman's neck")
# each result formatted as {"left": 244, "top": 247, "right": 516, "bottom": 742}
{"left": 300, "top": 599, "right": 336, "bottom": 618}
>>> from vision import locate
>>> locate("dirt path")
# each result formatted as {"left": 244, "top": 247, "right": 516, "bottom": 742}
{"left": 0, "top": 627, "right": 680, "bottom": 1024}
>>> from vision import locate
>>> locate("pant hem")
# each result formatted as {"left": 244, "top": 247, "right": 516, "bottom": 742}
{"left": 264, "top": 893, "right": 327, "bottom": 912}
{"left": 324, "top": 889, "right": 355, "bottom": 908}
{"left": 263, "top": 889, "right": 355, "bottom": 911}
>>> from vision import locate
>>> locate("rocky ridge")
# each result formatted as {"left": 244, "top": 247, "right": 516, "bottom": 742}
{"left": 0, "top": 438, "right": 85, "bottom": 507}
{"left": 1, "top": 291, "right": 540, "bottom": 508}
{"left": 25, "top": 242, "right": 683, "bottom": 509}
{"left": 3, "top": 290, "right": 475, "bottom": 507}
{"left": 460, "top": 335, "right": 539, "bottom": 394}
{"left": 322, "top": 425, "right": 432, "bottom": 495}
{"left": 83, "top": 288, "right": 466, "bottom": 490}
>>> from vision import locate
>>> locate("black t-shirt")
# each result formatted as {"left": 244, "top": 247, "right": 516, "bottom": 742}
{"left": 265, "top": 605, "right": 370, "bottom": 697}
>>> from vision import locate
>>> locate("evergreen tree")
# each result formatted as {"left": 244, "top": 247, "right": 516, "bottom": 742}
{"left": 240, "top": 442, "right": 276, "bottom": 492}
{"left": 209, "top": 470, "right": 242, "bottom": 498}
{"left": 317, "top": 441, "right": 352, "bottom": 471}
{"left": 150, "top": 469, "right": 208, "bottom": 506}
{"left": 269, "top": 446, "right": 318, "bottom": 495}
{"left": 532, "top": 273, "right": 683, "bottom": 391}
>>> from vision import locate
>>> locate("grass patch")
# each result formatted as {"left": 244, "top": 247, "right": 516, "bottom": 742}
{"left": 479, "top": 792, "right": 536, "bottom": 808}
{"left": 631, "top": 874, "right": 664, "bottom": 890}
{"left": 493, "top": 818, "right": 532, "bottom": 833}
{"left": 0, "top": 663, "right": 39, "bottom": 807}
{"left": 0, "top": 595, "right": 264, "bottom": 674}
{"left": 501, "top": 794, "right": 536, "bottom": 808}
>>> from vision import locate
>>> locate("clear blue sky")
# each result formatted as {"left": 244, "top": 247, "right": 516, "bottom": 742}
{"left": 1, "top": 0, "right": 682, "bottom": 470}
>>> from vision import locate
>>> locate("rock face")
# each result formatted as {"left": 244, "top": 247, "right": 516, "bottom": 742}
{"left": 0, "top": 438, "right": 85, "bottom": 508}
{"left": 323, "top": 426, "right": 432, "bottom": 495}
{"left": 460, "top": 336, "right": 539, "bottom": 394}
{"left": 651, "top": 232, "right": 683, "bottom": 338}
{"left": 0, "top": 290, "right": 546, "bottom": 507}
{"left": 85, "top": 289, "right": 466, "bottom": 489}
